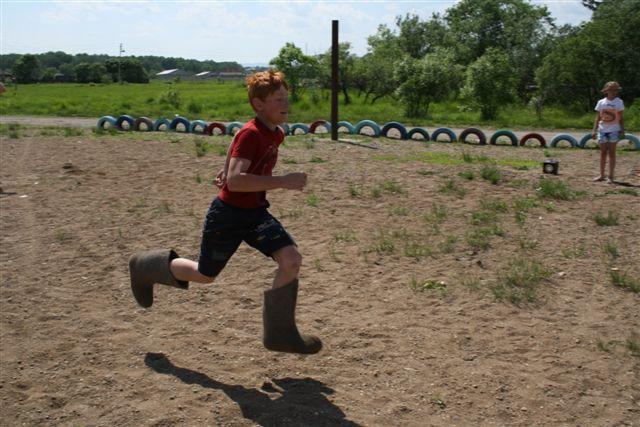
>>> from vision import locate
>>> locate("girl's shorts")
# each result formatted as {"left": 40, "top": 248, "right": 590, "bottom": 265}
{"left": 598, "top": 131, "right": 620, "bottom": 144}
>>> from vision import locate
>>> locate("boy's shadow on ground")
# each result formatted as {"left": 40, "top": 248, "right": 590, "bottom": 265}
{"left": 144, "top": 352, "right": 361, "bottom": 427}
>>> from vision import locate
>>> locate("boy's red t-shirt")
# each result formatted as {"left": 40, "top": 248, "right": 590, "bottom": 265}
{"left": 218, "top": 118, "right": 284, "bottom": 209}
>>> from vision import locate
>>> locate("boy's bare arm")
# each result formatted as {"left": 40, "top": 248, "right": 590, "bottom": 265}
{"left": 592, "top": 113, "right": 599, "bottom": 138}
{"left": 226, "top": 157, "right": 306, "bottom": 192}
{"left": 619, "top": 112, "right": 625, "bottom": 136}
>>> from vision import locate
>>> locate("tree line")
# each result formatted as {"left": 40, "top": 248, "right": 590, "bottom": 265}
{"left": 269, "top": 0, "right": 638, "bottom": 118}
{"left": 0, "top": 51, "right": 243, "bottom": 84}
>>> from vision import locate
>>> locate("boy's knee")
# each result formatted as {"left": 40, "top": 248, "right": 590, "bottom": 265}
{"left": 276, "top": 248, "right": 302, "bottom": 272}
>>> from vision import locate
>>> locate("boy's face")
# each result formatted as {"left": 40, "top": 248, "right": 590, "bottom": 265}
{"left": 252, "top": 86, "right": 289, "bottom": 126}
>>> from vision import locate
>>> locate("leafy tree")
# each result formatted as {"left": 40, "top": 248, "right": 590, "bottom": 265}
{"left": 581, "top": 0, "right": 602, "bottom": 11}
{"left": 395, "top": 13, "right": 448, "bottom": 59}
{"left": 394, "top": 48, "right": 463, "bottom": 117}
{"left": 105, "top": 58, "right": 149, "bottom": 83}
{"left": 317, "top": 42, "right": 356, "bottom": 104}
{"left": 40, "top": 67, "right": 57, "bottom": 83}
{"left": 537, "top": 0, "right": 640, "bottom": 107}
{"left": 75, "top": 62, "right": 108, "bottom": 83}
{"left": 270, "top": 43, "right": 319, "bottom": 101}
{"left": 359, "top": 25, "right": 400, "bottom": 103}
{"left": 12, "top": 54, "right": 40, "bottom": 83}
{"left": 58, "top": 63, "right": 75, "bottom": 79}
{"left": 461, "top": 48, "right": 518, "bottom": 120}
{"left": 445, "top": 0, "right": 555, "bottom": 95}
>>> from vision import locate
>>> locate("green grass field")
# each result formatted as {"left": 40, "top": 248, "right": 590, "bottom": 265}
{"left": 1, "top": 80, "right": 638, "bottom": 131}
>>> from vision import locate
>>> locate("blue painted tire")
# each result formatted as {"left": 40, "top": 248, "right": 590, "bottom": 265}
{"left": 278, "top": 123, "right": 290, "bottom": 136}
{"left": 153, "top": 118, "right": 171, "bottom": 131}
{"left": 431, "top": 127, "right": 457, "bottom": 142}
{"left": 170, "top": 116, "right": 191, "bottom": 132}
{"left": 290, "top": 123, "right": 310, "bottom": 135}
{"left": 381, "top": 122, "right": 408, "bottom": 140}
{"left": 407, "top": 128, "right": 430, "bottom": 141}
{"left": 459, "top": 128, "right": 487, "bottom": 145}
{"left": 490, "top": 130, "right": 518, "bottom": 147}
{"left": 354, "top": 120, "right": 381, "bottom": 137}
{"left": 309, "top": 120, "right": 331, "bottom": 134}
{"left": 116, "top": 114, "right": 135, "bottom": 131}
{"left": 578, "top": 133, "right": 597, "bottom": 149}
{"left": 550, "top": 134, "right": 578, "bottom": 148}
{"left": 226, "top": 122, "right": 244, "bottom": 136}
{"left": 624, "top": 134, "right": 640, "bottom": 150}
{"left": 134, "top": 117, "right": 153, "bottom": 132}
{"left": 189, "top": 119, "right": 208, "bottom": 134}
{"left": 337, "top": 121, "right": 355, "bottom": 134}
{"left": 97, "top": 116, "right": 117, "bottom": 129}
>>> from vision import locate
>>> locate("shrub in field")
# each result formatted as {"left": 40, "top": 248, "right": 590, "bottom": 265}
{"left": 439, "top": 179, "right": 466, "bottom": 198}
{"left": 480, "top": 165, "right": 501, "bottom": 185}
{"left": 492, "top": 257, "right": 551, "bottom": 303}
{"left": 594, "top": 211, "right": 619, "bottom": 226}
{"left": 610, "top": 270, "right": 639, "bottom": 293}
{"left": 536, "top": 179, "right": 581, "bottom": 200}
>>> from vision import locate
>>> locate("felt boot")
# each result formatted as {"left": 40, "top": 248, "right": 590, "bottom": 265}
{"left": 263, "top": 279, "right": 322, "bottom": 354}
{"left": 129, "top": 249, "right": 188, "bottom": 308}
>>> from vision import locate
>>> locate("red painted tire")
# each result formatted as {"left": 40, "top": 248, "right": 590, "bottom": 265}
{"left": 459, "top": 128, "right": 487, "bottom": 145}
{"left": 206, "top": 122, "right": 227, "bottom": 136}
{"left": 309, "top": 119, "right": 331, "bottom": 133}
{"left": 519, "top": 132, "right": 546, "bottom": 147}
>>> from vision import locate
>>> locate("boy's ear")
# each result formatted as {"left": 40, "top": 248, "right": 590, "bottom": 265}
{"left": 251, "top": 97, "right": 264, "bottom": 112}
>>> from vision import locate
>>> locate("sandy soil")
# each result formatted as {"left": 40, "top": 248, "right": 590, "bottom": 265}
{"left": 1, "top": 125, "right": 639, "bottom": 426}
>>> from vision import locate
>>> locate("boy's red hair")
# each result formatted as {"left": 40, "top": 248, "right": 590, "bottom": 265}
{"left": 246, "top": 70, "right": 288, "bottom": 103}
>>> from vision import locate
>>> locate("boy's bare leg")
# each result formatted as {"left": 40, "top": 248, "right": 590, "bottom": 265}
{"left": 607, "top": 143, "right": 617, "bottom": 182}
{"left": 272, "top": 245, "right": 302, "bottom": 288}
{"left": 170, "top": 258, "right": 215, "bottom": 283}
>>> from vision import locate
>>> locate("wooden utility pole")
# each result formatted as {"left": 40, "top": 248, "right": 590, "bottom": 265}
{"left": 331, "top": 20, "right": 339, "bottom": 141}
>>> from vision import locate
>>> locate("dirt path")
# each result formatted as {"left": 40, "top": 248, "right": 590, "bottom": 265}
{"left": 1, "top": 127, "right": 639, "bottom": 426}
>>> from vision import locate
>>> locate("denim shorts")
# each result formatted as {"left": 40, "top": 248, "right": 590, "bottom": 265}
{"left": 598, "top": 131, "right": 620, "bottom": 144}
{"left": 197, "top": 198, "right": 295, "bottom": 277}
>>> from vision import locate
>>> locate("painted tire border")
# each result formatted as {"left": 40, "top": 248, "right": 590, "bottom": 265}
{"left": 490, "top": 130, "right": 518, "bottom": 147}
{"left": 153, "top": 118, "right": 171, "bottom": 131}
{"left": 290, "top": 123, "right": 310, "bottom": 135}
{"left": 407, "top": 127, "right": 430, "bottom": 141}
{"left": 226, "top": 122, "right": 244, "bottom": 136}
{"left": 459, "top": 128, "right": 487, "bottom": 145}
{"left": 189, "top": 119, "right": 208, "bottom": 134}
{"left": 336, "top": 121, "right": 355, "bottom": 134}
{"left": 381, "top": 121, "right": 408, "bottom": 140}
{"left": 309, "top": 120, "right": 331, "bottom": 134}
{"left": 519, "top": 132, "right": 547, "bottom": 147}
{"left": 170, "top": 116, "right": 191, "bottom": 132}
{"left": 97, "top": 116, "right": 117, "bottom": 129}
{"left": 431, "top": 127, "right": 457, "bottom": 143}
{"left": 354, "top": 120, "right": 381, "bottom": 137}
{"left": 550, "top": 134, "right": 578, "bottom": 148}
{"left": 206, "top": 122, "right": 227, "bottom": 136}
{"left": 116, "top": 114, "right": 135, "bottom": 131}
{"left": 134, "top": 117, "right": 153, "bottom": 132}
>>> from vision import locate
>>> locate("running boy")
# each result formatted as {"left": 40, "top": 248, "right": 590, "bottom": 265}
{"left": 592, "top": 81, "right": 625, "bottom": 183}
{"left": 129, "top": 70, "right": 322, "bottom": 354}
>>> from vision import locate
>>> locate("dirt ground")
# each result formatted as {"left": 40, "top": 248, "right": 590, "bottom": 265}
{"left": 1, "top": 124, "right": 639, "bottom": 426}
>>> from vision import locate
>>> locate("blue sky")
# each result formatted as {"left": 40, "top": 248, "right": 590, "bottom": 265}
{"left": 1, "top": 0, "right": 592, "bottom": 65}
